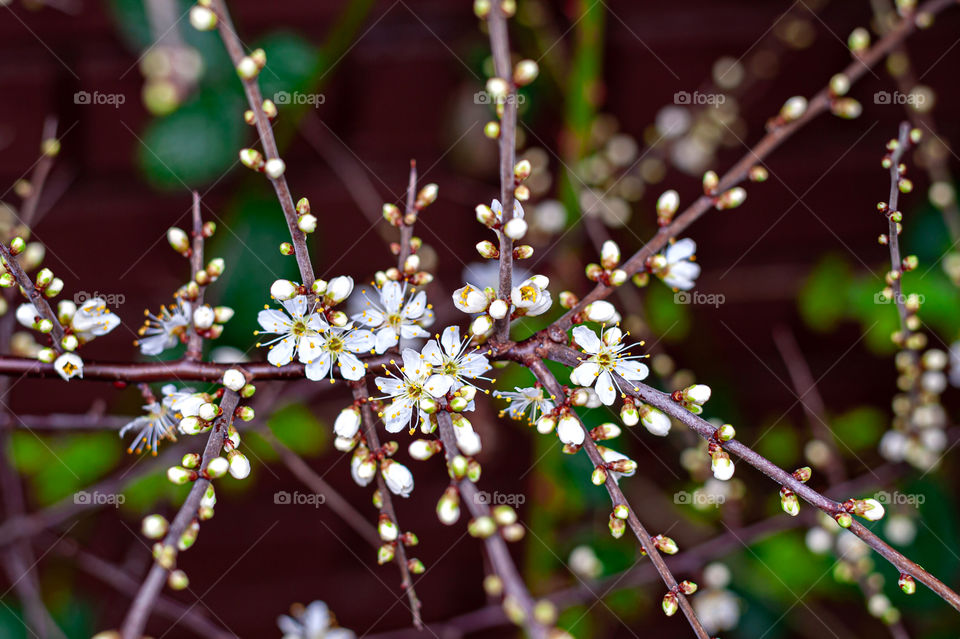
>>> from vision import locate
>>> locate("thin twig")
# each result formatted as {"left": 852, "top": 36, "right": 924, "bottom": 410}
{"left": 526, "top": 359, "right": 710, "bottom": 639}
{"left": 350, "top": 380, "right": 423, "bottom": 629}
{"left": 210, "top": 0, "right": 315, "bottom": 288}
{"left": 398, "top": 160, "right": 417, "bottom": 271}
{"left": 185, "top": 192, "right": 205, "bottom": 361}
{"left": 772, "top": 326, "right": 846, "bottom": 485}
{"left": 487, "top": 2, "right": 518, "bottom": 342}
{"left": 547, "top": 0, "right": 955, "bottom": 336}
{"left": 434, "top": 410, "right": 549, "bottom": 639}
{"left": 120, "top": 390, "right": 240, "bottom": 639}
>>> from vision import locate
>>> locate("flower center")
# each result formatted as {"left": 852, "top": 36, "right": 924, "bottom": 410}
{"left": 291, "top": 319, "right": 308, "bottom": 337}
{"left": 519, "top": 285, "right": 537, "bottom": 302}
{"left": 327, "top": 335, "right": 344, "bottom": 353}
{"left": 388, "top": 313, "right": 403, "bottom": 329}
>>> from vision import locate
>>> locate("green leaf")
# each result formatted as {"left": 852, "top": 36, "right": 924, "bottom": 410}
{"left": 10, "top": 432, "right": 122, "bottom": 506}
{"left": 645, "top": 282, "right": 691, "bottom": 341}
{"left": 830, "top": 406, "right": 884, "bottom": 452}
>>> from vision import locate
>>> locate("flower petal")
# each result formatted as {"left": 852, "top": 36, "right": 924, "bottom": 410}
{"left": 572, "top": 325, "right": 603, "bottom": 354}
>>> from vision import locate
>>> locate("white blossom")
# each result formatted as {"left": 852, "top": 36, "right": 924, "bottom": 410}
{"left": 494, "top": 386, "right": 555, "bottom": 423}
{"left": 382, "top": 459, "right": 414, "bottom": 497}
{"left": 277, "top": 600, "right": 355, "bottom": 639}
{"left": 557, "top": 413, "right": 585, "bottom": 446}
{"left": 452, "top": 283, "right": 489, "bottom": 314}
{"left": 351, "top": 448, "right": 376, "bottom": 487}
{"left": 491, "top": 198, "right": 523, "bottom": 224}
{"left": 54, "top": 352, "right": 83, "bottom": 381}
{"left": 120, "top": 396, "right": 178, "bottom": 455}
{"left": 510, "top": 275, "right": 552, "bottom": 316}
{"left": 420, "top": 325, "right": 491, "bottom": 397}
{"left": 334, "top": 407, "right": 362, "bottom": 439}
{"left": 69, "top": 298, "right": 121, "bottom": 340}
{"left": 374, "top": 348, "right": 432, "bottom": 433}
{"left": 353, "top": 281, "right": 431, "bottom": 354}
{"left": 137, "top": 298, "right": 191, "bottom": 356}
{"left": 298, "top": 319, "right": 375, "bottom": 382}
{"left": 649, "top": 238, "right": 701, "bottom": 290}
{"left": 256, "top": 296, "right": 325, "bottom": 367}
{"left": 570, "top": 325, "right": 649, "bottom": 405}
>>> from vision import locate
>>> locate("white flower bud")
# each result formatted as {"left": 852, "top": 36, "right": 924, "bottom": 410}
{"left": 711, "top": 453, "right": 735, "bottom": 481}
{"left": 166, "top": 466, "right": 195, "bottom": 485}
{"left": 270, "top": 279, "right": 298, "bottom": 301}
{"left": 189, "top": 5, "right": 217, "bottom": 30}
{"left": 239, "top": 148, "right": 264, "bottom": 170}
{"left": 141, "top": 514, "right": 169, "bottom": 539}
{"left": 37, "top": 348, "right": 56, "bottom": 364}
{"left": 297, "top": 214, "right": 317, "bottom": 233}
{"left": 600, "top": 240, "right": 620, "bottom": 269}
{"left": 584, "top": 300, "right": 617, "bottom": 323}
{"left": 44, "top": 278, "right": 63, "bottom": 297}
{"left": 620, "top": 402, "right": 639, "bottom": 426}
{"left": 334, "top": 406, "right": 362, "bottom": 439}
{"left": 179, "top": 416, "right": 205, "bottom": 435}
{"left": 503, "top": 217, "right": 528, "bottom": 240}
{"left": 640, "top": 405, "right": 671, "bottom": 436}
{"left": 378, "top": 515, "right": 399, "bottom": 541}
{"left": 557, "top": 414, "right": 585, "bottom": 446}
{"left": 436, "top": 487, "right": 460, "bottom": 525}
{"left": 60, "top": 334, "right": 78, "bottom": 352}
{"left": 657, "top": 190, "right": 679, "bottom": 217}
{"left": 513, "top": 59, "right": 539, "bottom": 86}
{"left": 213, "top": 306, "right": 234, "bottom": 323}
{"left": 236, "top": 56, "right": 259, "bottom": 80}
{"left": 382, "top": 460, "right": 414, "bottom": 497}
{"left": 780, "top": 96, "right": 808, "bottom": 122}
{"left": 409, "top": 439, "right": 439, "bottom": 460}
{"left": 205, "top": 456, "right": 229, "bottom": 478}
{"left": 536, "top": 414, "right": 556, "bottom": 434}
{"left": 470, "top": 314, "right": 494, "bottom": 335}
{"left": 36, "top": 268, "right": 54, "bottom": 288}
{"left": 682, "top": 384, "right": 712, "bottom": 405}
{"left": 227, "top": 450, "right": 250, "bottom": 479}
{"left": 488, "top": 299, "right": 509, "bottom": 319}
{"left": 197, "top": 402, "right": 218, "bottom": 422}
{"left": 325, "top": 275, "right": 354, "bottom": 304}
{"left": 264, "top": 158, "right": 286, "bottom": 179}
{"left": 857, "top": 498, "right": 885, "bottom": 521}
{"left": 222, "top": 368, "right": 246, "bottom": 392}
{"left": 485, "top": 77, "right": 509, "bottom": 100}
{"left": 193, "top": 305, "right": 215, "bottom": 330}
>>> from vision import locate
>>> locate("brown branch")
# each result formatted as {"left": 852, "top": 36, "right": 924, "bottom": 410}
{"left": 185, "top": 192, "right": 205, "bottom": 361}
{"left": 526, "top": 359, "right": 710, "bottom": 639}
{"left": 548, "top": 0, "right": 956, "bottom": 336}
{"left": 210, "top": 0, "right": 315, "bottom": 288}
{"left": 487, "top": 2, "right": 518, "bottom": 342}
{"left": 398, "top": 160, "right": 417, "bottom": 271}
{"left": 772, "top": 326, "right": 846, "bottom": 485}
{"left": 434, "top": 410, "right": 550, "bottom": 639}
{"left": 48, "top": 536, "right": 236, "bottom": 639}
{"left": 120, "top": 389, "right": 240, "bottom": 639}
{"left": 542, "top": 343, "right": 960, "bottom": 611}
{"left": 350, "top": 380, "right": 423, "bottom": 629}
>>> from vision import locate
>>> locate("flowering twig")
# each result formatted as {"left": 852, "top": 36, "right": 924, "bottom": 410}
{"left": 538, "top": 340, "right": 960, "bottom": 611}
{"left": 210, "top": 0, "right": 315, "bottom": 289}
{"left": 486, "top": 1, "right": 518, "bottom": 343}
{"left": 350, "top": 380, "right": 423, "bottom": 629}
{"left": 548, "top": 0, "right": 955, "bottom": 336}
{"left": 120, "top": 389, "right": 241, "bottom": 639}
{"left": 526, "top": 359, "right": 710, "bottom": 639}
{"left": 434, "top": 410, "right": 550, "bottom": 639}
{"left": 884, "top": 123, "right": 915, "bottom": 340}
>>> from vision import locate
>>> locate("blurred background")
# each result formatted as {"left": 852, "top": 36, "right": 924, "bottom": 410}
{"left": 1, "top": 0, "right": 960, "bottom": 636}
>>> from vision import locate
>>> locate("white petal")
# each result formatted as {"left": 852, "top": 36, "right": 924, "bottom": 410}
{"left": 381, "top": 281, "right": 403, "bottom": 312}
{"left": 257, "top": 309, "right": 292, "bottom": 333}
{"left": 440, "top": 325, "right": 461, "bottom": 355}
{"left": 344, "top": 329, "right": 376, "bottom": 353}
{"left": 665, "top": 238, "right": 696, "bottom": 263}
{"left": 595, "top": 370, "right": 617, "bottom": 405}
{"left": 352, "top": 308, "right": 384, "bottom": 327}
{"left": 572, "top": 325, "right": 603, "bottom": 353}
{"left": 304, "top": 352, "right": 332, "bottom": 380}
{"left": 615, "top": 360, "right": 649, "bottom": 381}
{"left": 267, "top": 337, "right": 296, "bottom": 366}
{"left": 402, "top": 291, "right": 427, "bottom": 319}
{"left": 374, "top": 327, "right": 399, "bottom": 354}
{"left": 572, "top": 361, "right": 600, "bottom": 385}
{"left": 420, "top": 340, "right": 444, "bottom": 366}
{"left": 281, "top": 295, "right": 308, "bottom": 318}
{"left": 425, "top": 374, "right": 453, "bottom": 398}
{"left": 337, "top": 352, "right": 365, "bottom": 380}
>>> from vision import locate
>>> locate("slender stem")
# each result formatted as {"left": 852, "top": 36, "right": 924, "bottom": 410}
{"left": 544, "top": 343, "right": 960, "bottom": 611}
{"left": 886, "top": 123, "right": 913, "bottom": 335}
{"left": 349, "top": 380, "right": 423, "bottom": 629}
{"left": 185, "top": 191, "right": 205, "bottom": 361}
{"left": 526, "top": 359, "right": 710, "bottom": 639}
{"left": 548, "top": 0, "right": 955, "bottom": 336}
{"left": 210, "top": 0, "right": 315, "bottom": 289}
{"left": 397, "top": 160, "right": 417, "bottom": 271}
{"left": 120, "top": 390, "right": 240, "bottom": 639}
{"left": 772, "top": 326, "right": 846, "bottom": 485}
{"left": 434, "top": 410, "right": 549, "bottom": 639}
{"left": 487, "top": 2, "right": 518, "bottom": 342}
{"left": 49, "top": 537, "right": 236, "bottom": 639}
{"left": 0, "top": 241, "right": 64, "bottom": 353}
